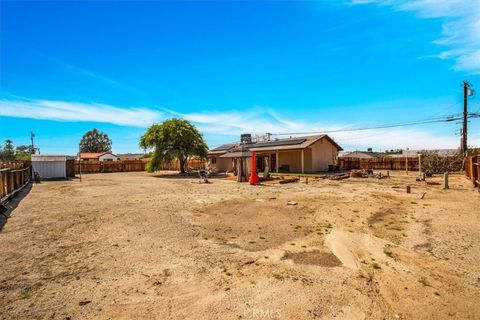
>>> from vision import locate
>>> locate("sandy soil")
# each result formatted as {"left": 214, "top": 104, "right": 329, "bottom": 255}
{"left": 0, "top": 171, "right": 479, "bottom": 319}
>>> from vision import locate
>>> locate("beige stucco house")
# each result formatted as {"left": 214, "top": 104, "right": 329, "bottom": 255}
{"left": 208, "top": 134, "right": 342, "bottom": 174}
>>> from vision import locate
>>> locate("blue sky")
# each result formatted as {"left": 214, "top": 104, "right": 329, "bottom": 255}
{"left": 1, "top": 0, "right": 479, "bottom": 154}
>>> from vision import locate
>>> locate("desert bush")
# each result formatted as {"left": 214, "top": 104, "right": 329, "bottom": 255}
{"left": 420, "top": 151, "right": 463, "bottom": 174}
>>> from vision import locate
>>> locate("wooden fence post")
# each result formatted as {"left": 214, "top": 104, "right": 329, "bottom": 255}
{"left": 8, "top": 170, "right": 14, "bottom": 194}
{"left": 418, "top": 154, "right": 422, "bottom": 177}
{"left": 0, "top": 170, "right": 4, "bottom": 198}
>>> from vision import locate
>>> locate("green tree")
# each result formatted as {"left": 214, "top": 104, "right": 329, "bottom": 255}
{"left": 2, "top": 139, "right": 15, "bottom": 161}
{"left": 15, "top": 145, "right": 32, "bottom": 161}
{"left": 140, "top": 118, "right": 208, "bottom": 173}
{"left": 79, "top": 128, "right": 112, "bottom": 153}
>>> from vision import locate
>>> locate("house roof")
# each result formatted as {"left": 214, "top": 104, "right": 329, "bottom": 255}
{"left": 400, "top": 149, "right": 459, "bottom": 157}
{"left": 210, "top": 143, "right": 238, "bottom": 152}
{"left": 249, "top": 135, "right": 343, "bottom": 152}
{"left": 79, "top": 152, "right": 117, "bottom": 159}
{"left": 209, "top": 134, "right": 342, "bottom": 156}
{"left": 219, "top": 151, "right": 252, "bottom": 158}
{"left": 117, "top": 153, "right": 146, "bottom": 160}
{"left": 341, "top": 151, "right": 384, "bottom": 159}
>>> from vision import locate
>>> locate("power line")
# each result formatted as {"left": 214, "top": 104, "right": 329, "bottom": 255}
{"left": 271, "top": 114, "right": 479, "bottom": 136}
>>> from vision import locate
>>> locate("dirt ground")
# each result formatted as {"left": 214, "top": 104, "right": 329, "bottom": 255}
{"left": 0, "top": 171, "right": 479, "bottom": 319}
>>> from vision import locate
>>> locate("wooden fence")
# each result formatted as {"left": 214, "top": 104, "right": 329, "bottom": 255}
{"left": 73, "top": 160, "right": 148, "bottom": 174}
{"left": 73, "top": 159, "right": 205, "bottom": 174}
{"left": 0, "top": 161, "right": 31, "bottom": 204}
{"left": 465, "top": 155, "right": 479, "bottom": 187}
{"left": 338, "top": 157, "right": 420, "bottom": 171}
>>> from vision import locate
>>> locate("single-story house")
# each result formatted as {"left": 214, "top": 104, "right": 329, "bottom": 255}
{"left": 341, "top": 151, "right": 384, "bottom": 159}
{"left": 117, "top": 153, "right": 147, "bottom": 161}
{"left": 78, "top": 152, "right": 119, "bottom": 162}
{"left": 32, "top": 154, "right": 70, "bottom": 179}
{"left": 395, "top": 149, "right": 459, "bottom": 157}
{"left": 208, "top": 134, "right": 342, "bottom": 174}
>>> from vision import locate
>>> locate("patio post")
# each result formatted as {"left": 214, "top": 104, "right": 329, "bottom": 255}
{"left": 276, "top": 151, "right": 279, "bottom": 173}
{"left": 301, "top": 149, "right": 305, "bottom": 174}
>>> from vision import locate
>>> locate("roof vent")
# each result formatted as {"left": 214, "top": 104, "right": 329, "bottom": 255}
{"left": 240, "top": 134, "right": 252, "bottom": 144}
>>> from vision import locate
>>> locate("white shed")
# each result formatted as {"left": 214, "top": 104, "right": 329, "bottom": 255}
{"left": 31, "top": 155, "right": 67, "bottom": 179}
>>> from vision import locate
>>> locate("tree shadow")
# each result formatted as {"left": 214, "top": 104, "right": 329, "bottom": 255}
{"left": 151, "top": 172, "right": 229, "bottom": 180}
{"left": 0, "top": 183, "right": 32, "bottom": 232}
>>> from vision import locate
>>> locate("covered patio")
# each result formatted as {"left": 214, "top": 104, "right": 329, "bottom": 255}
{"left": 208, "top": 134, "right": 342, "bottom": 174}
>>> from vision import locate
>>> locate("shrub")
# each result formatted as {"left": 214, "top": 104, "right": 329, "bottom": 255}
{"left": 420, "top": 151, "right": 463, "bottom": 174}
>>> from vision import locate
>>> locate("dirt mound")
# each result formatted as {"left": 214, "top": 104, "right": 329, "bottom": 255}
{"left": 325, "top": 230, "right": 362, "bottom": 269}
{"left": 281, "top": 250, "right": 341, "bottom": 267}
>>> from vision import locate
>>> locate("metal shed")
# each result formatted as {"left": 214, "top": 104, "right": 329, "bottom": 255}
{"left": 31, "top": 155, "right": 67, "bottom": 179}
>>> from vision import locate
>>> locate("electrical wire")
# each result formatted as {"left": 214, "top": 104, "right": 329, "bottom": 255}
{"left": 271, "top": 114, "right": 479, "bottom": 136}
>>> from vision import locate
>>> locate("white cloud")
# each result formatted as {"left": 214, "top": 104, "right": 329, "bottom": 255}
{"left": 45, "top": 55, "right": 148, "bottom": 96}
{"left": 1, "top": 97, "right": 475, "bottom": 150}
{"left": 163, "top": 107, "right": 470, "bottom": 150}
{"left": 163, "top": 106, "right": 350, "bottom": 136}
{"left": 350, "top": 0, "right": 480, "bottom": 74}
{"left": 0, "top": 98, "right": 162, "bottom": 127}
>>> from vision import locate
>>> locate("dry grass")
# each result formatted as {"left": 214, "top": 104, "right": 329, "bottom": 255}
{"left": 0, "top": 171, "right": 479, "bottom": 319}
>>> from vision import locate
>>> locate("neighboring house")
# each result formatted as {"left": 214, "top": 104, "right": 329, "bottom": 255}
{"left": 341, "top": 151, "right": 384, "bottom": 159}
{"left": 78, "top": 152, "right": 119, "bottom": 162}
{"left": 117, "top": 153, "right": 147, "bottom": 161}
{"left": 399, "top": 149, "right": 459, "bottom": 157}
{"left": 208, "top": 134, "right": 342, "bottom": 174}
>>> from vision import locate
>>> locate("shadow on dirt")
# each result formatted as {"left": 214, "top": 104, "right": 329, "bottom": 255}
{"left": 151, "top": 172, "right": 229, "bottom": 180}
{"left": 0, "top": 183, "right": 32, "bottom": 232}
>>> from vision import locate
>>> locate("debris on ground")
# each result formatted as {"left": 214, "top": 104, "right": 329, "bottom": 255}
{"left": 287, "top": 201, "right": 298, "bottom": 205}
{"left": 278, "top": 178, "right": 299, "bottom": 184}
{"left": 350, "top": 170, "right": 365, "bottom": 178}
{"left": 324, "top": 173, "right": 350, "bottom": 180}
{"left": 349, "top": 169, "right": 389, "bottom": 179}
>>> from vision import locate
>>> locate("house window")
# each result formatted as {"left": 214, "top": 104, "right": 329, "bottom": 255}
{"left": 211, "top": 157, "right": 217, "bottom": 164}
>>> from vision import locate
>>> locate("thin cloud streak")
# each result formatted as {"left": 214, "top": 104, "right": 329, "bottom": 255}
{"left": 46, "top": 55, "right": 148, "bottom": 96}
{"left": 350, "top": 0, "right": 480, "bottom": 74}
{"left": 0, "top": 97, "right": 474, "bottom": 150}
{"left": 164, "top": 108, "right": 471, "bottom": 150}
{"left": 0, "top": 98, "right": 162, "bottom": 127}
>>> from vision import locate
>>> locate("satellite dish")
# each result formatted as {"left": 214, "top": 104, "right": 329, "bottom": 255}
{"left": 468, "top": 89, "right": 475, "bottom": 96}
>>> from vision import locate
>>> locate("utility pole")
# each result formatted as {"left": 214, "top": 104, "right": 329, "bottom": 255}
{"left": 30, "top": 131, "right": 35, "bottom": 180}
{"left": 30, "top": 131, "right": 35, "bottom": 154}
{"left": 462, "top": 81, "right": 470, "bottom": 156}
